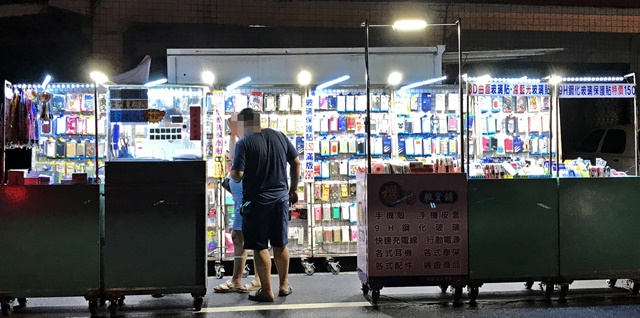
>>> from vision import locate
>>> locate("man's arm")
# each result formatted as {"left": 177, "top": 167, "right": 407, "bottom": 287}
{"left": 288, "top": 157, "right": 301, "bottom": 191}
{"left": 230, "top": 138, "right": 246, "bottom": 183}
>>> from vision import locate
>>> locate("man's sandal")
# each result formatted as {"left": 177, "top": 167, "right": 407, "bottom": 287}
{"left": 241, "top": 281, "right": 261, "bottom": 293}
{"left": 248, "top": 288, "right": 274, "bottom": 302}
{"left": 213, "top": 281, "right": 243, "bottom": 293}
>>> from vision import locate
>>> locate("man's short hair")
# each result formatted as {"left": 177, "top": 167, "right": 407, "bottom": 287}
{"left": 237, "top": 108, "right": 256, "bottom": 121}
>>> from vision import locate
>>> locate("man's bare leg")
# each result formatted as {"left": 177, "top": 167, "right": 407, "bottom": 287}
{"left": 272, "top": 246, "right": 290, "bottom": 293}
{"left": 253, "top": 248, "right": 274, "bottom": 299}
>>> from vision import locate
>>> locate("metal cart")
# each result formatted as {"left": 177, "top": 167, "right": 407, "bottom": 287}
{"left": 357, "top": 173, "right": 468, "bottom": 305}
{"left": 0, "top": 185, "right": 101, "bottom": 316}
{"left": 102, "top": 161, "right": 207, "bottom": 316}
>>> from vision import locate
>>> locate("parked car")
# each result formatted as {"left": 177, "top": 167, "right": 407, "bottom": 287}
{"left": 563, "top": 125, "right": 639, "bottom": 174}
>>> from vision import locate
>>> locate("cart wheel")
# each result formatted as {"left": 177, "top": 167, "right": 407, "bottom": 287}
{"left": 545, "top": 284, "right": 554, "bottom": 301}
{"left": 99, "top": 297, "right": 106, "bottom": 307}
{"left": 362, "top": 283, "right": 369, "bottom": 295}
{"left": 1, "top": 303, "right": 12, "bottom": 316}
{"left": 303, "top": 262, "right": 315, "bottom": 276}
{"left": 559, "top": 284, "right": 569, "bottom": 303}
{"left": 371, "top": 289, "right": 380, "bottom": 304}
{"left": 193, "top": 296, "right": 204, "bottom": 311}
{"left": 453, "top": 287, "right": 463, "bottom": 305}
{"left": 632, "top": 282, "right": 640, "bottom": 295}
{"left": 242, "top": 264, "right": 250, "bottom": 278}
{"left": 108, "top": 301, "right": 118, "bottom": 316}
{"left": 16, "top": 298, "right": 26, "bottom": 308}
{"left": 89, "top": 300, "right": 98, "bottom": 316}
{"left": 329, "top": 263, "right": 341, "bottom": 275}
{"left": 469, "top": 286, "right": 479, "bottom": 304}
{"left": 117, "top": 295, "right": 126, "bottom": 307}
{"left": 440, "top": 284, "right": 449, "bottom": 293}
{"left": 607, "top": 279, "right": 618, "bottom": 288}
{"left": 524, "top": 281, "right": 534, "bottom": 290}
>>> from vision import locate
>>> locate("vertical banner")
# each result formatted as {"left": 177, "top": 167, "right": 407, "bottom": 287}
{"left": 189, "top": 105, "right": 201, "bottom": 141}
{"left": 303, "top": 97, "right": 316, "bottom": 182}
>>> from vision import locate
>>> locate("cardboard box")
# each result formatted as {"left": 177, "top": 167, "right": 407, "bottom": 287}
{"left": 7, "top": 169, "right": 27, "bottom": 185}
{"left": 72, "top": 172, "right": 88, "bottom": 185}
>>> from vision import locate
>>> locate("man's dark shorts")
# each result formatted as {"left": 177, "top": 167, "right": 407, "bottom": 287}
{"left": 241, "top": 198, "right": 289, "bottom": 250}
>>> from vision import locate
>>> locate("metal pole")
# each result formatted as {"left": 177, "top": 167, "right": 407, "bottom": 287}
{"left": 633, "top": 74, "right": 638, "bottom": 176}
{"left": 549, "top": 83, "right": 554, "bottom": 177}
{"left": 465, "top": 80, "right": 470, "bottom": 175}
{"left": 364, "top": 20, "right": 372, "bottom": 174}
{"left": 94, "top": 83, "right": 99, "bottom": 182}
{"left": 457, "top": 19, "right": 464, "bottom": 174}
{"left": 549, "top": 84, "right": 562, "bottom": 178}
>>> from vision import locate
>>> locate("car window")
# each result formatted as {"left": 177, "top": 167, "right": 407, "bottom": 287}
{"left": 576, "top": 129, "right": 604, "bottom": 153}
{"left": 600, "top": 129, "right": 626, "bottom": 154}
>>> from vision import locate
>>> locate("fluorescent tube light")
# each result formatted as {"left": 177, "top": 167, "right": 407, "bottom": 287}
{"left": 315, "top": 75, "right": 350, "bottom": 91}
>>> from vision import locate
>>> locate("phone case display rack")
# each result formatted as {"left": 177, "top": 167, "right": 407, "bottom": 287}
{"left": 206, "top": 85, "right": 464, "bottom": 276}
{"left": 465, "top": 81, "right": 561, "bottom": 179}
{"left": 2, "top": 82, "right": 106, "bottom": 183}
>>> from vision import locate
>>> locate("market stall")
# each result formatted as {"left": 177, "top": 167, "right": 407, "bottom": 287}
{"left": 0, "top": 80, "right": 104, "bottom": 316}
{"left": 101, "top": 84, "right": 208, "bottom": 315}
{"left": 167, "top": 46, "right": 445, "bottom": 275}
{"left": 463, "top": 78, "right": 562, "bottom": 300}
{"left": 357, "top": 172, "right": 468, "bottom": 304}
{"left": 553, "top": 77, "right": 640, "bottom": 295}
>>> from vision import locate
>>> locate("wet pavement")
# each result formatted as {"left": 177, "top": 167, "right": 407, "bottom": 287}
{"left": 4, "top": 273, "right": 640, "bottom": 317}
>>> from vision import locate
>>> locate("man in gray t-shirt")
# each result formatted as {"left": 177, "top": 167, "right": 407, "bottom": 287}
{"left": 230, "top": 108, "right": 300, "bottom": 302}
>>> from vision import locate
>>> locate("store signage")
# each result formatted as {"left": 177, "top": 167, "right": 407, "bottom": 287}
{"left": 189, "top": 106, "right": 201, "bottom": 141}
{"left": 110, "top": 99, "right": 149, "bottom": 110}
{"left": 559, "top": 84, "right": 636, "bottom": 98}
{"left": 362, "top": 173, "right": 468, "bottom": 278}
{"left": 142, "top": 109, "right": 166, "bottom": 123}
{"left": 303, "top": 97, "right": 316, "bottom": 182}
{"left": 109, "top": 88, "right": 149, "bottom": 123}
{"left": 469, "top": 83, "right": 550, "bottom": 96}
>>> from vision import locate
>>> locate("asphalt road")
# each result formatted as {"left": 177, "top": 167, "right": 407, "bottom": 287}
{"left": 4, "top": 274, "right": 640, "bottom": 317}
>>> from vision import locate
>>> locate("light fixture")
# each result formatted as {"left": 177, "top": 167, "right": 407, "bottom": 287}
{"left": 392, "top": 19, "right": 428, "bottom": 31}
{"left": 42, "top": 75, "right": 52, "bottom": 89}
{"left": 315, "top": 75, "right": 350, "bottom": 91}
{"left": 387, "top": 72, "right": 403, "bottom": 86}
{"left": 226, "top": 76, "right": 251, "bottom": 90}
{"left": 549, "top": 75, "right": 563, "bottom": 85}
{"left": 561, "top": 76, "right": 624, "bottom": 82}
{"left": 201, "top": 71, "right": 215, "bottom": 86}
{"left": 144, "top": 78, "right": 168, "bottom": 87}
{"left": 90, "top": 71, "right": 109, "bottom": 85}
{"left": 297, "top": 70, "right": 312, "bottom": 86}
{"left": 399, "top": 76, "right": 447, "bottom": 91}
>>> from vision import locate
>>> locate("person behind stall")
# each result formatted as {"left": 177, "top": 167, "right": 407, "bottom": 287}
{"left": 229, "top": 108, "right": 300, "bottom": 302}
{"left": 213, "top": 129, "right": 261, "bottom": 293}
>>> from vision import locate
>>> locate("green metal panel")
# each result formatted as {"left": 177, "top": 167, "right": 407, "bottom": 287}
{"left": 103, "top": 161, "right": 206, "bottom": 295}
{"left": 0, "top": 185, "right": 101, "bottom": 297}
{"left": 559, "top": 177, "right": 640, "bottom": 279}
{"left": 468, "top": 179, "right": 559, "bottom": 281}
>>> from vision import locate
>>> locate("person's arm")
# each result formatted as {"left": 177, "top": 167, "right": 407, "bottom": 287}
{"left": 287, "top": 157, "right": 300, "bottom": 204}
{"left": 230, "top": 139, "right": 246, "bottom": 183}
{"left": 284, "top": 132, "right": 301, "bottom": 203}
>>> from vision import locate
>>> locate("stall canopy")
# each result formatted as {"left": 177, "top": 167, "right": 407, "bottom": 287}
{"left": 167, "top": 46, "right": 444, "bottom": 86}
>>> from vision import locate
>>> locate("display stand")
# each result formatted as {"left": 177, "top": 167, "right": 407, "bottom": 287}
{"left": 102, "top": 84, "right": 207, "bottom": 315}
{"left": 1, "top": 81, "right": 104, "bottom": 316}
{"left": 357, "top": 173, "right": 468, "bottom": 304}
{"left": 554, "top": 78, "right": 640, "bottom": 296}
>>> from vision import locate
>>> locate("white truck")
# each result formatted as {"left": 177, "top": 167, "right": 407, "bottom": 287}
{"left": 564, "top": 125, "right": 639, "bottom": 174}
